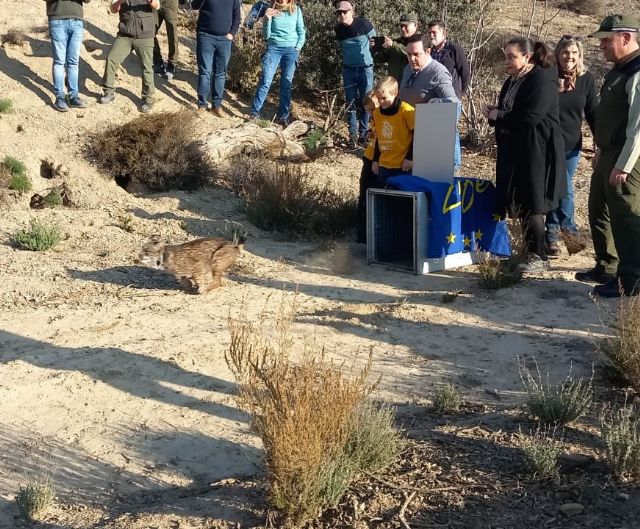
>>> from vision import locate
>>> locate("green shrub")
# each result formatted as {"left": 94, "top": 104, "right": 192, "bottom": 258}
{"left": 519, "top": 359, "right": 593, "bottom": 426}
{"left": 600, "top": 294, "right": 640, "bottom": 390}
{"left": 433, "top": 383, "right": 462, "bottom": 414}
{"left": 15, "top": 477, "right": 55, "bottom": 520}
{"left": 601, "top": 404, "right": 640, "bottom": 481}
{"left": 9, "top": 173, "right": 32, "bottom": 193}
{"left": 303, "top": 129, "right": 325, "bottom": 151}
{"left": 13, "top": 219, "right": 63, "bottom": 251}
{"left": 0, "top": 98, "right": 13, "bottom": 113}
{"left": 522, "top": 429, "right": 562, "bottom": 479}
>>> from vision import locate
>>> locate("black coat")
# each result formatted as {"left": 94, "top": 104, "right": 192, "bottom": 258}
{"left": 493, "top": 65, "right": 567, "bottom": 216}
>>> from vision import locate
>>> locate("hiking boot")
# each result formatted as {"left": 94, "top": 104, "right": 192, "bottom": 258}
{"left": 546, "top": 240, "right": 561, "bottom": 259}
{"left": 575, "top": 265, "right": 615, "bottom": 284}
{"left": 68, "top": 96, "right": 87, "bottom": 109}
{"left": 517, "top": 254, "right": 549, "bottom": 273}
{"left": 54, "top": 97, "right": 69, "bottom": 112}
{"left": 211, "top": 106, "right": 225, "bottom": 118}
{"left": 246, "top": 113, "right": 258, "bottom": 122}
{"left": 100, "top": 92, "right": 115, "bottom": 104}
{"left": 276, "top": 115, "right": 290, "bottom": 127}
{"left": 139, "top": 99, "right": 154, "bottom": 114}
{"left": 153, "top": 62, "right": 165, "bottom": 75}
{"left": 164, "top": 61, "right": 175, "bottom": 80}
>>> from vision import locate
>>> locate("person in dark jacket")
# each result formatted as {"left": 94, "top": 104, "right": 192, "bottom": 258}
{"left": 100, "top": 0, "right": 160, "bottom": 113}
{"left": 426, "top": 20, "right": 470, "bottom": 99}
{"left": 45, "top": 0, "right": 90, "bottom": 112}
{"left": 371, "top": 12, "right": 419, "bottom": 84}
{"left": 546, "top": 35, "right": 597, "bottom": 257}
{"left": 153, "top": 0, "right": 179, "bottom": 79}
{"left": 192, "top": 0, "right": 241, "bottom": 116}
{"left": 484, "top": 37, "right": 567, "bottom": 273}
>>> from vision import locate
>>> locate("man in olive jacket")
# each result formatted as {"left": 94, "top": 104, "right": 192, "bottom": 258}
{"left": 588, "top": 15, "right": 640, "bottom": 297}
{"left": 100, "top": 0, "right": 160, "bottom": 113}
{"left": 44, "top": 0, "right": 90, "bottom": 112}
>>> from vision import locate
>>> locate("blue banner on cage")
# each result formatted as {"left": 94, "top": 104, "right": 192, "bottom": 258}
{"left": 386, "top": 175, "right": 511, "bottom": 259}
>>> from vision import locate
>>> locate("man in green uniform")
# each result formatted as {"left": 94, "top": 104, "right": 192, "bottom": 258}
{"left": 371, "top": 13, "right": 418, "bottom": 84}
{"left": 100, "top": 0, "right": 160, "bottom": 113}
{"left": 153, "top": 0, "right": 178, "bottom": 79}
{"left": 586, "top": 15, "right": 640, "bottom": 297}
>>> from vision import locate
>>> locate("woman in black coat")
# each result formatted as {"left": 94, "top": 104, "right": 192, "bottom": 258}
{"left": 483, "top": 37, "right": 567, "bottom": 272}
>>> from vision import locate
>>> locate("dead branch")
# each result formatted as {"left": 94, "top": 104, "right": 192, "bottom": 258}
{"left": 399, "top": 491, "right": 416, "bottom": 529}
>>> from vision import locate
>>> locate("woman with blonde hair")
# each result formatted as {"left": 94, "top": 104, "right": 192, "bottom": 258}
{"left": 247, "top": 0, "right": 306, "bottom": 125}
{"left": 546, "top": 35, "right": 598, "bottom": 259}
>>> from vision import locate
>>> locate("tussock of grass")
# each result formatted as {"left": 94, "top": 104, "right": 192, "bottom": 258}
{"left": 519, "top": 358, "right": 593, "bottom": 426}
{"left": 13, "top": 219, "right": 62, "bottom": 251}
{"left": 600, "top": 295, "right": 640, "bottom": 390}
{"left": 521, "top": 427, "right": 562, "bottom": 479}
{"left": 1, "top": 28, "right": 27, "bottom": 47}
{"left": 477, "top": 252, "right": 523, "bottom": 289}
{"left": 86, "top": 110, "right": 211, "bottom": 191}
{"left": 225, "top": 297, "right": 399, "bottom": 525}
{"left": 227, "top": 154, "right": 356, "bottom": 238}
{"left": 0, "top": 98, "right": 13, "bottom": 113}
{"left": 601, "top": 404, "right": 640, "bottom": 481}
{"left": 15, "top": 477, "right": 54, "bottom": 521}
{"left": 2, "top": 155, "right": 31, "bottom": 193}
{"left": 433, "top": 384, "right": 462, "bottom": 414}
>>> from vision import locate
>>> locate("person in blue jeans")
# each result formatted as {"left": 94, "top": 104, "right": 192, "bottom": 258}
{"left": 192, "top": 0, "right": 241, "bottom": 116}
{"left": 545, "top": 35, "right": 597, "bottom": 257}
{"left": 45, "top": 0, "right": 90, "bottom": 112}
{"left": 247, "top": 0, "right": 305, "bottom": 125}
{"left": 334, "top": 0, "right": 376, "bottom": 147}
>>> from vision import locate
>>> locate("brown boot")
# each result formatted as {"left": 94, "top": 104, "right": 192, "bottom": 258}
{"left": 211, "top": 106, "right": 225, "bottom": 118}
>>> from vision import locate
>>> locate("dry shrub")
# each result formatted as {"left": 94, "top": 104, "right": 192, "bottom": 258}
{"left": 561, "top": 228, "right": 589, "bottom": 255}
{"left": 477, "top": 252, "right": 523, "bottom": 290}
{"left": 15, "top": 476, "right": 54, "bottom": 521}
{"left": 30, "top": 184, "right": 74, "bottom": 209}
{"left": 1, "top": 28, "right": 27, "bottom": 47}
{"left": 519, "top": 358, "right": 593, "bottom": 426}
{"left": 225, "top": 297, "right": 397, "bottom": 525}
{"left": 600, "top": 295, "right": 640, "bottom": 390}
{"left": 227, "top": 154, "right": 356, "bottom": 238}
{"left": 433, "top": 383, "right": 462, "bottom": 413}
{"left": 86, "top": 110, "right": 212, "bottom": 191}
{"left": 566, "top": 0, "right": 606, "bottom": 16}
{"left": 521, "top": 426, "right": 562, "bottom": 479}
{"left": 600, "top": 403, "right": 640, "bottom": 481}
{"left": 176, "top": 8, "right": 198, "bottom": 31}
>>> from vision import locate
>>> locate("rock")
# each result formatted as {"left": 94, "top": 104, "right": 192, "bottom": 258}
{"left": 559, "top": 502, "right": 585, "bottom": 516}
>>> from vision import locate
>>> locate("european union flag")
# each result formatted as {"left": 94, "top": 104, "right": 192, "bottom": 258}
{"left": 386, "top": 175, "right": 511, "bottom": 258}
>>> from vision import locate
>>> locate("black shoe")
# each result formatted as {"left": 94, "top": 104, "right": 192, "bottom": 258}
{"left": 153, "top": 62, "right": 165, "bottom": 75}
{"left": 575, "top": 265, "right": 615, "bottom": 284}
{"left": 593, "top": 278, "right": 624, "bottom": 298}
{"left": 164, "top": 61, "right": 175, "bottom": 80}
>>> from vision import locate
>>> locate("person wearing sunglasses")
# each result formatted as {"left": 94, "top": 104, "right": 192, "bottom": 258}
{"left": 545, "top": 35, "right": 598, "bottom": 259}
{"left": 334, "top": 0, "right": 376, "bottom": 148}
{"left": 371, "top": 12, "right": 419, "bottom": 85}
{"left": 585, "top": 15, "right": 640, "bottom": 297}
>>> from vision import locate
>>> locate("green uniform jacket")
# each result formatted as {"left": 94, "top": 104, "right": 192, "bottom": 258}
{"left": 118, "top": 0, "right": 156, "bottom": 39}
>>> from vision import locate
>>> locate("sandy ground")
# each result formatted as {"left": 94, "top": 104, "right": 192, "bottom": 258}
{"left": 0, "top": 1, "right": 627, "bottom": 527}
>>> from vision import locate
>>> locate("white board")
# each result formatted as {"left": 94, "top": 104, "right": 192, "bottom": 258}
{"left": 412, "top": 102, "right": 457, "bottom": 183}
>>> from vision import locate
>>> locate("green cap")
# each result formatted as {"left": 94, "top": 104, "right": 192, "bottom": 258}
{"left": 589, "top": 14, "right": 640, "bottom": 38}
{"left": 399, "top": 12, "right": 418, "bottom": 24}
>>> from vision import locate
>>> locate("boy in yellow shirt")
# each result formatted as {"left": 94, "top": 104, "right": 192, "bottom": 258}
{"left": 357, "top": 90, "right": 378, "bottom": 243}
{"left": 371, "top": 76, "right": 415, "bottom": 185}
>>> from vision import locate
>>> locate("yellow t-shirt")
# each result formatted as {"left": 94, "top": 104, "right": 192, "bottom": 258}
{"left": 373, "top": 101, "right": 415, "bottom": 169}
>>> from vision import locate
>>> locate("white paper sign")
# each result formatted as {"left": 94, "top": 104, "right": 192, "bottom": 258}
{"left": 412, "top": 102, "right": 457, "bottom": 183}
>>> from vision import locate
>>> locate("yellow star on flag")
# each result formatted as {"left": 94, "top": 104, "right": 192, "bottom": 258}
{"left": 492, "top": 213, "right": 501, "bottom": 222}
{"left": 446, "top": 232, "right": 457, "bottom": 244}
{"left": 474, "top": 229, "right": 484, "bottom": 241}
{"left": 463, "top": 235, "right": 471, "bottom": 248}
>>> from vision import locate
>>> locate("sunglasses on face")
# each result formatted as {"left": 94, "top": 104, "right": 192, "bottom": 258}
{"left": 335, "top": 9, "right": 350, "bottom": 15}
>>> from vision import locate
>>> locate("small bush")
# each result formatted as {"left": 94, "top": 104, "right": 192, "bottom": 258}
{"left": 116, "top": 214, "right": 134, "bottom": 233}
{"left": 477, "top": 252, "right": 523, "bottom": 290}
{"left": 42, "top": 190, "right": 63, "bottom": 208}
{"left": 600, "top": 294, "right": 640, "bottom": 390}
{"left": 228, "top": 154, "right": 356, "bottom": 238}
{"left": 0, "top": 98, "right": 13, "bottom": 113}
{"left": 225, "top": 297, "right": 394, "bottom": 525}
{"left": 3, "top": 155, "right": 27, "bottom": 178}
{"left": 521, "top": 428, "right": 562, "bottom": 479}
{"left": 1, "top": 28, "right": 27, "bottom": 47}
{"left": 303, "top": 129, "right": 325, "bottom": 151}
{"left": 15, "top": 477, "right": 55, "bottom": 520}
{"left": 86, "top": 110, "right": 212, "bottom": 191}
{"left": 560, "top": 228, "right": 589, "bottom": 256}
{"left": 227, "top": 29, "right": 264, "bottom": 96}
{"left": 601, "top": 404, "right": 640, "bottom": 481}
{"left": 433, "top": 384, "right": 462, "bottom": 414}
{"left": 9, "top": 173, "right": 32, "bottom": 193}
{"left": 519, "top": 358, "right": 593, "bottom": 426}
{"left": 13, "top": 219, "right": 63, "bottom": 251}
